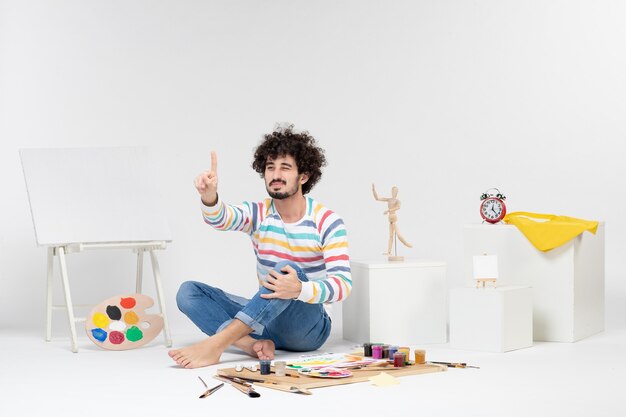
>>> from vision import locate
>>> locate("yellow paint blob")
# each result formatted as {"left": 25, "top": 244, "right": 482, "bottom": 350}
{"left": 92, "top": 312, "right": 109, "bottom": 328}
{"left": 124, "top": 311, "right": 139, "bottom": 325}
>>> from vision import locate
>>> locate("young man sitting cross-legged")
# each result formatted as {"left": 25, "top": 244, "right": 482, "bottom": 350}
{"left": 168, "top": 125, "right": 352, "bottom": 369}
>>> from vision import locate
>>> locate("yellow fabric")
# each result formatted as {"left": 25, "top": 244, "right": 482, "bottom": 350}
{"left": 503, "top": 212, "right": 599, "bottom": 252}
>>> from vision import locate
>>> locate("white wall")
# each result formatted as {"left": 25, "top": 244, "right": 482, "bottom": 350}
{"left": 1, "top": 0, "right": 624, "bottom": 337}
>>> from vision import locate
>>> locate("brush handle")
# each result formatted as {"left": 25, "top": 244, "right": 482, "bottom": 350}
{"left": 231, "top": 382, "right": 252, "bottom": 395}
{"left": 254, "top": 382, "right": 312, "bottom": 395}
{"left": 199, "top": 383, "right": 224, "bottom": 398}
{"left": 215, "top": 376, "right": 260, "bottom": 397}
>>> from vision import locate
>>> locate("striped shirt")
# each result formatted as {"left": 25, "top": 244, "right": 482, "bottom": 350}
{"left": 201, "top": 196, "right": 351, "bottom": 304}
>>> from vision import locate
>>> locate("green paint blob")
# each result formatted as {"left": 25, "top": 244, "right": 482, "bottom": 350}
{"left": 126, "top": 326, "right": 143, "bottom": 342}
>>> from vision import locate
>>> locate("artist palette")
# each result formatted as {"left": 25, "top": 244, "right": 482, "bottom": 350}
{"left": 85, "top": 293, "right": 163, "bottom": 350}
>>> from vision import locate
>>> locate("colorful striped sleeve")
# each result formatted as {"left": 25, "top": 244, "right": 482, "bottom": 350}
{"left": 201, "top": 197, "right": 264, "bottom": 235}
{"left": 297, "top": 209, "right": 352, "bottom": 304}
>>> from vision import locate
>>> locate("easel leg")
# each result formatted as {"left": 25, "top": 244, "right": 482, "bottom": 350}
{"left": 58, "top": 247, "right": 79, "bottom": 353}
{"left": 149, "top": 250, "right": 172, "bottom": 347}
{"left": 136, "top": 249, "right": 144, "bottom": 293}
{"left": 46, "top": 247, "right": 54, "bottom": 342}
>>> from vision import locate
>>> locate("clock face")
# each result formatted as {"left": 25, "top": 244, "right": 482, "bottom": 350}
{"left": 481, "top": 198, "right": 505, "bottom": 223}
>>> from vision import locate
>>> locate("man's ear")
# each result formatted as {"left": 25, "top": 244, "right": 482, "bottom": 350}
{"left": 299, "top": 173, "right": 309, "bottom": 184}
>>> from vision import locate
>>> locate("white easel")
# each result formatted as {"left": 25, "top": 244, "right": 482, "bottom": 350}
{"left": 21, "top": 147, "right": 173, "bottom": 352}
{"left": 473, "top": 254, "right": 499, "bottom": 289}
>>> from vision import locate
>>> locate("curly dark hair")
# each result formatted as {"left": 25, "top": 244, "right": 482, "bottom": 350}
{"left": 252, "top": 124, "right": 326, "bottom": 195}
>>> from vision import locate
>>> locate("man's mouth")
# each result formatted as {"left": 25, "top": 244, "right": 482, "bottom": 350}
{"left": 270, "top": 181, "right": 286, "bottom": 186}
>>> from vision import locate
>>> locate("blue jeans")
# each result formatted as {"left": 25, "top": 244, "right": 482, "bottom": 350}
{"left": 176, "top": 261, "right": 332, "bottom": 351}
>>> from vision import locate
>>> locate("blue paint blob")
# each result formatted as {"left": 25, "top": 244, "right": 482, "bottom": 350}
{"left": 91, "top": 328, "right": 108, "bottom": 342}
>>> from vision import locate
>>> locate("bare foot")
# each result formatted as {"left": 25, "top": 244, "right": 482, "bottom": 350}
{"left": 168, "top": 338, "right": 223, "bottom": 369}
{"left": 235, "top": 337, "right": 275, "bottom": 360}
{"left": 252, "top": 340, "right": 275, "bottom": 360}
{"left": 233, "top": 334, "right": 276, "bottom": 360}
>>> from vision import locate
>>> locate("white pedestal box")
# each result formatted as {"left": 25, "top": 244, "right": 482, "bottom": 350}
{"left": 342, "top": 259, "right": 447, "bottom": 345}
{"left": 463, "top": 223, "right": 605, "bottom": 342}
{"left": 450, "top": 286, "right": 532, "bottom": 352}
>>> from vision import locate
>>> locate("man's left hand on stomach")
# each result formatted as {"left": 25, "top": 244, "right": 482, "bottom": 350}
{"left": 261, "top": 266, "right": 302, "bottom": 300}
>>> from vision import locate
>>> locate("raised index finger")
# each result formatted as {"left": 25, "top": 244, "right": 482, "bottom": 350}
{"left": 210, "top": 151, "right": 218, "bottom": 175}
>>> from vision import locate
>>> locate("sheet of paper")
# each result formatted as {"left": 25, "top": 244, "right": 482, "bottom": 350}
{"left": 288, "top": 353, "right": 377, "bottom": 369}
{"left": 473, "top": 255, "right": 499, "bottom": 279}
{"left": 369, "top": 372, "right": 399, "bottom": 387}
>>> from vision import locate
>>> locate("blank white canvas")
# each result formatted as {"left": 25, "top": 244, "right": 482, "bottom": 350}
{"left": 20, "top": 147, "right": 172, "bottom": 246}
{"left": 473, "top": 255, "right": 499, "bottom": 279}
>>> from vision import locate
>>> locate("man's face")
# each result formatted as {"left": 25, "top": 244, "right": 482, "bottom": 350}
{"left": 264, "top": 155, "right": 306, "bottom": 200}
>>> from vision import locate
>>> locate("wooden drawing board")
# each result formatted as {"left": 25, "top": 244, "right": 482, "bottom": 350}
{"left": 217, "top": 362, "right": 446, "bottom": 390}
{"left": 20, "top": 147, "right": 171, "bottom": 246}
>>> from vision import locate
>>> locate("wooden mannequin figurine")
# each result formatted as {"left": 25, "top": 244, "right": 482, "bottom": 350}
{"left": 372, "top": 184, "right": 413, "bottom": 261}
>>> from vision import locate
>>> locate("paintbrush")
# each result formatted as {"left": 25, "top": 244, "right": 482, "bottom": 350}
{"left": 214, "top": 375, "right": 261, "bottom": 398}
{"left": 254, "top": 381, "right": 312, "bottom": 395}
{"left": 219, "top": 374, "right": 312, "bottom": 395}
{"left": 350, "top": 366, "right": 403, "bottom": 372}
{"left": 430, "top": 361, "right": 480, "bottom": 369}
{"left": 197, "top": 377, "right": 224, "bottom": 398}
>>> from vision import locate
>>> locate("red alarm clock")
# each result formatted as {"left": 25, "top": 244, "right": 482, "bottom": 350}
{"left": 480, "top": 188, "right": 506, "bottom": 224}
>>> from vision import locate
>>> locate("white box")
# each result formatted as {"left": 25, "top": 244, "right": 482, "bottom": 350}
{"left": 450, "top": 286, "right": 533, "bottom": 352}
{"left": 342, "top": 259, "right": 447, "bottom": 344}
{"left": 463, "top": 223, "right": 605, "bottom": 342}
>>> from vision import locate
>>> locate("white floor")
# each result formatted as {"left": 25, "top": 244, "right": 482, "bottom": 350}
{"left": 2, "top": 325, "right": 625, "bottom": 417}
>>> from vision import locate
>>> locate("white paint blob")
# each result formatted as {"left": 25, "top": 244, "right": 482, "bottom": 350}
{"left": 109, "top": 321, "right": 126, "bottom": 332}
{"left": 140, "top": 322, "right": 151, "bottom": 329}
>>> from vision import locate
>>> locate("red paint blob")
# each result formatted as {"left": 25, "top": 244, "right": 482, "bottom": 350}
{"left": 120, "top": 297, "right": 136, "bottom": 309}
{"left": 109, "top": 331, "right": 125, "bottom": 344}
